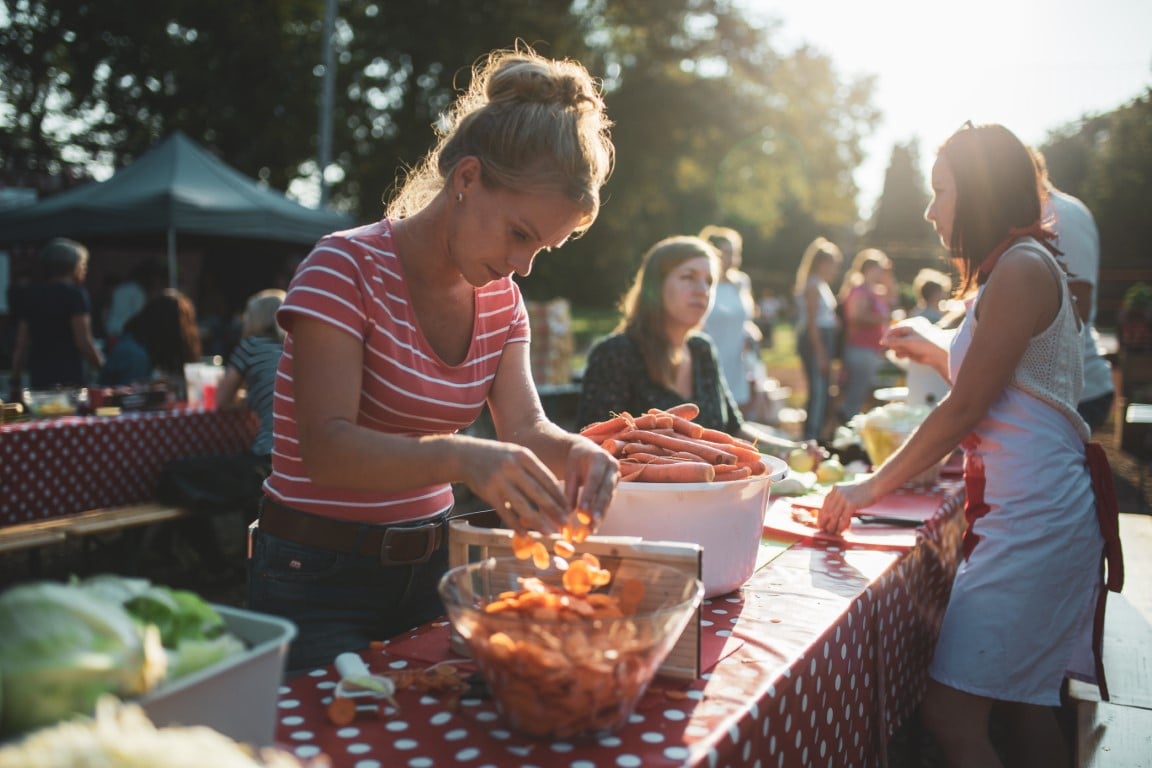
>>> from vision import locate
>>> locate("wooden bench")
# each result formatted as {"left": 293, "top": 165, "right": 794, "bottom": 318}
{"left": 0, "top": 502, "right": 190, "bottom": 556}
{"left": 1070, "top": 512, "right": 1152, "bottom": 767}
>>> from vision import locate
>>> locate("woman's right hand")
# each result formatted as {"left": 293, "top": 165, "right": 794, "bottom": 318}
{"left": 459, "top": 440, "right": 570, "bottom": 535}
{"left": 882, "top": 317, "right": 947, "bottom": 369}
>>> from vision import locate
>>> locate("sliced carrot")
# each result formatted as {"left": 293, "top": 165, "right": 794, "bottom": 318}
{"left": 327, "top": 696, "right": 358, "bottom": 726}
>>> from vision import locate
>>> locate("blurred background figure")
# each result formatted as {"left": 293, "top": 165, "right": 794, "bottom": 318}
{"left": 700, "top": 225, "right": 774, "bottom": 422}
{"left": 1033, "top": 150, "right": 1114, "bottom": 432}
{"left": 577, "top": 235, "right": 813, "bottom": 458}
{"left": 99, "top": 289, "right": 202, "bottom": 388}
{"left": 837, "top": 248, "right": 895, "bottom": 422}
{"left": 8, "top": 238, "right": 104, "bottom": 398}
{"left": 155, "top": 289, "right": 286, "bottom": 578}
{"left": 102, "top": 260, "right": 164, "bottom": 352}
{"left": 910, "top": 268, "right": 952, "bottom": 324}
{"left": 755, "top": 287, "right": 781, "bottom": 350}
{"left": 793, "top": 237, "right": 843, "bottom": 441}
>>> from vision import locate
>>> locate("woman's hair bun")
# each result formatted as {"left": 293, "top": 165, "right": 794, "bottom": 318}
{"left": 488, "top": 58, "right": 603, "bottom": 112}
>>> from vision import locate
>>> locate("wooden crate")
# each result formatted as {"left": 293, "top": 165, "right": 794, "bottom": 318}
{"left": 447, "top": 517, "right": 704, "bottom": 680}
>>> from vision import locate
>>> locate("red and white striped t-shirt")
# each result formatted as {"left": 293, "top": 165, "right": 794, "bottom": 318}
{"left": 263, "top": 219, "right": 530, "bottom": 523}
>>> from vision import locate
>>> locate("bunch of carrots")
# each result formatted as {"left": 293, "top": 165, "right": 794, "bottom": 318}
{"left": 579, "top": 403, "right": 769, "bottom": 483}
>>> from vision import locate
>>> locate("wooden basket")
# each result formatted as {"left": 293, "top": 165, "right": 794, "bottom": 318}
{"left": 447, "top": 516, "right": 703, "bottom": 680}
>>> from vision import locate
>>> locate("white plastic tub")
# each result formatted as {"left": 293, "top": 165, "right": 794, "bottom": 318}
{"left": 595, "top": 457, "right": 788, "bottom": 597}
{"left": 137, "top": 605, "right": 296, "bottom": 748}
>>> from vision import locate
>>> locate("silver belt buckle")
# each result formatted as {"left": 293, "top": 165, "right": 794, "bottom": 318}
{"left": 379, "top": 520, "right": 440, "bottom": 565}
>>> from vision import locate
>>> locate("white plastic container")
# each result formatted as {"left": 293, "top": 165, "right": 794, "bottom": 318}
{"left": 595, "top": 457, "right": 788, "bottom": 597}
{"left": 137, "top": 605, "right": 296, "bottom": 748}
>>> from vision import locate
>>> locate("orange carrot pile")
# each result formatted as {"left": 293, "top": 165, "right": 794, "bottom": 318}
{"left": 579, "top": 403, "right": 769, "bottom": 483}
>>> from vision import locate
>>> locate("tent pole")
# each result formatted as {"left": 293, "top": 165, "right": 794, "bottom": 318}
{"left": 167, "top": 228, "right": 177, "bottom": 289}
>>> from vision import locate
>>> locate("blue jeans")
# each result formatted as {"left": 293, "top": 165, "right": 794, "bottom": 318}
{"left": 838, "top": 344, "right": 885, "bottom": 421}
{"left": 797, "top": 327, "right": 836, "bottom": 441}
{"left": 247, "top": 519, "right": 450, "bottom": 674}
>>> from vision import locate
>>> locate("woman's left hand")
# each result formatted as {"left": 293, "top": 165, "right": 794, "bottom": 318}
{"left": 564, "top": 437, "right": 620, "bottom": 531}
{"left": 817, "top": 479, "right": 879, "bottom": 535}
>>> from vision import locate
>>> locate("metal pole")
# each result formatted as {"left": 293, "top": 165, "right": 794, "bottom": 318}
{"left": 318, "top": 0, "right": 336, "bottom": 208}
{"left": 167, "top": 228, "right": 177, "bottom": 289}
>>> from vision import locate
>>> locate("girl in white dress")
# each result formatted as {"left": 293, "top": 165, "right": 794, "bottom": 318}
{"left": 818, "top": 123, "right": 1120, "bottom": 768}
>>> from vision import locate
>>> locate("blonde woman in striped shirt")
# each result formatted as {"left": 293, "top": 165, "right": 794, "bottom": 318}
{"left": 248, "top": 46, "right": 618, "bottom": 672}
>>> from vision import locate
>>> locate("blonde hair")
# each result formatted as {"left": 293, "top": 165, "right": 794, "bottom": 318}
{"left": 386, "top": 45, "right": 615, "bottom": 235}
{"left": 618, "top": 236, "right": 719, "bottom": 388}
{"left": 242, "top": 289, "right": 286, "bottom": 341}
{"left": 913, "top": 268, "right": 952, "bottom": 301}
{"left": 793, "top": 237, "right": 843, "bottom": 295}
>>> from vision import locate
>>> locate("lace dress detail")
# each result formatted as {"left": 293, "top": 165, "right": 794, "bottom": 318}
{"left": 989, "top": 242, "right": 1089, "bottom": 441}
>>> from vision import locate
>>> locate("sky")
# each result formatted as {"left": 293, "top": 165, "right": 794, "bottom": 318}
{"left": 738, "top": 0, "right": 1152, "bottom": 218}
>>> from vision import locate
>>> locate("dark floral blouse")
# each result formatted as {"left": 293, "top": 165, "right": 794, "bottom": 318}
{"left": 575, "top": 332, "right": 744, "bottom": 434}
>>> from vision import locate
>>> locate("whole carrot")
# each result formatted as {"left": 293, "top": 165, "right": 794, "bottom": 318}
{"left": 713, "top": 465, "right": 753, "bottom": 481}
{"left": 664, "top": 413, "right": 705, "bottom": 439}
{"left": 616, "top": 428, "right": 739, "bottom": 465}
{"left": 624, "top": 461, "right": 715, "bottom": 483}
{"left": 580, "top": 414, "right": 632, "bottom": 439}
{"left": 663, "top": 403, "right": 700, "bottom": 420}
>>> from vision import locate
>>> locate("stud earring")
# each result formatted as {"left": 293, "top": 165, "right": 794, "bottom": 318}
{"left": 456, "top": 192, "right": 463, "bottom": 203}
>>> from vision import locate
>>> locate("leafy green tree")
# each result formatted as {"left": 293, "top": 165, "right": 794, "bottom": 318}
{"left": 1, "top": 0, "right": 879, "bottom": 307}
{"left": 1039, "top": 90, "right": 1152, "bottom": 323}
{"left": 0, "top": 0, "right": 324, "bottom": 192}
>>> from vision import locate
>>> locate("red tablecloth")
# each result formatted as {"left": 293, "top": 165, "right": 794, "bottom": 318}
{"left": 0, "top": 407, "right": 257, "bottom": 526}
{"left": 274, "top": 479, "right": 965, "bottom": 767}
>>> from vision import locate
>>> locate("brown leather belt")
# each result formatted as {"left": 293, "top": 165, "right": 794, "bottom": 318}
{"left": 258, "top": 497, "right": 445, "bottom": 566}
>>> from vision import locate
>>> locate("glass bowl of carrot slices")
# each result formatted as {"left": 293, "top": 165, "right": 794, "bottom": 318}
{"left": 438, "top": 556, "right": 703, "bottom": 740}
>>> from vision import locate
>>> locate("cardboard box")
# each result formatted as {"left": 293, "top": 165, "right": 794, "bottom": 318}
{"left": 447, "top": 517, "right": 703, "bottom": 680}
{"left": 137, "top": 605, "right": 296, "bottom": 748}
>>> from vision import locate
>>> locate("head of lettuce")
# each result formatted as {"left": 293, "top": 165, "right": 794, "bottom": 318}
{"left": 0, "top": 575, "right": 242, "bottom": 738}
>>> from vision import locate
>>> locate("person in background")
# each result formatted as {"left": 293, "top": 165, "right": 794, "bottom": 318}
{"left": 909, "top": 268, "right": 952, "bottom": 324}
{"left": 836, "top": 248, "right": 895, "bottom": 422}
{"left": 248, "top": 45, "right": 619, "bottom": 672}
{"left": 155, "top": 289, "right": 286, "bottom": 575}
{"left": 756, "top": 287, "right": 781, "bottom": 349}
{"left": 819, "top": 123, "right": 1118, "bottom": 768}
{"left": 103, "top": 260, "right": 162, "bottom": 351}
{"left": 700, "top": 225, "right": 772, "bottom": 422}
{"left": 793, "top": 237, "right": 843, "bottom": 441}
{"left": 8, "top": 238, "right": 104, "bottom": 398}
{"left": 577, "top": 235, "right": 817, "bottom": 459}
{"left": 1033, "top": 149, "right": 1114, "bottom": 432}
{"left": 99, "top": 289, "right": 202, "bottom": 387}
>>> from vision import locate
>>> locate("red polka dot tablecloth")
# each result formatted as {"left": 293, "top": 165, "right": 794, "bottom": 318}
{"left": 0, "top": 407, "right": 258, "bottom": 525}
{"left": 275, "top": 481, "right": 966, "bottom": 768}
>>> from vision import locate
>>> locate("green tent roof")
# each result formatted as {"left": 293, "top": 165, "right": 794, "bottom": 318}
{"left": 0, "top": 131, "right": 354, "bottom": 245}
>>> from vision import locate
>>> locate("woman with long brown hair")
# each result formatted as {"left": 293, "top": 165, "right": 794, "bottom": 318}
{"left": 819, "top": 123, "right": 1119, "bottom": 767}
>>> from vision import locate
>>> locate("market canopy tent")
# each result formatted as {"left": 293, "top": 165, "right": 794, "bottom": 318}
{"left": 0, "top": 131, "right": 354, "bottom": 281}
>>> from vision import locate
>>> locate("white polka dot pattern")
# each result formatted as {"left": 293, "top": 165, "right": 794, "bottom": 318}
{"left": 274, "top": 482, "right": 966, "bottom": 767}
{"left": 0, "top": 408, "right": 257, "bottom": 525}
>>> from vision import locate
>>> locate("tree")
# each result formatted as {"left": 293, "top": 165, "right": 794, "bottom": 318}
{"left": 0, "top": 0, "right": 325, "bottom": 194}
{"left": 1039, "top": 90, "right": 1152, "bottom": 324}
{"left": 862, "top": 140, "right": 942, "bottom": 284}
{"left": 1, "top": 0, "right": 879, "bottom": 307}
